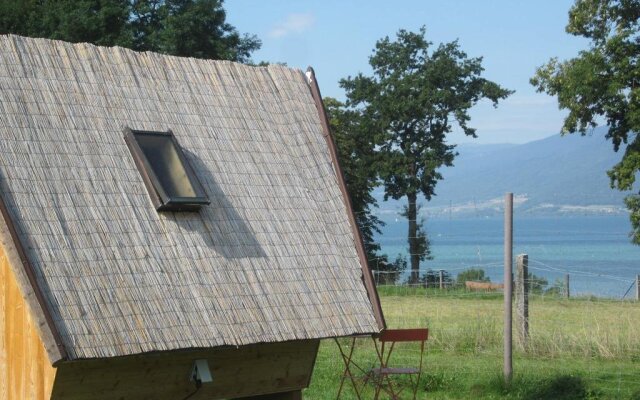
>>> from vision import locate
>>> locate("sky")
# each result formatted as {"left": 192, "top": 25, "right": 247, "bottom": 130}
{"left": 225, "top": 0, "right": 590, "bottom": 145}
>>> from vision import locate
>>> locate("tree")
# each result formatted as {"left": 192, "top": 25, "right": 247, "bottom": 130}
{"left": 457, "top": 268, "right": 491, "bottom": 285}
{"left": 527, "top": 272, "right": 549, "bottom": 294}
{"left": 325, "top": 97, "right": 385, "bottom": 264}
{"left": 325, "top": 98, "right": 412, "bottom": 283}
{"left": 545, "top": 278, "right": 566, "bottom": 297}
{"left": 341, "top": 27, "right": 512, "bottom": 283}
{"left": 131, "top": 0, "right": 261, "bottom": 62}
{"left": 531, "top": 0, "right": 640, "bottom": 243}
{"left": 419, "top": 269, "right": 453, "bottom": 288}
{"left": 0, "top": 0, "right": 37, "bottom": 37}
{"left": 375, "top": 255, "right": 406, "bottom": 285}
{"left": 130, "top": 0, "right": 164, "bottom": 51}
{"left": 0, "top": 0, "right": 131, "bottom": 47}
{"left": 0, "top": 0, "right": 261, "bottom": 63}
{"left": 400, "top": 203, "right": 432, "bottom": 268}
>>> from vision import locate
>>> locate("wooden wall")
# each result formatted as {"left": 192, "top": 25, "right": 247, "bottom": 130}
{"left": 0, "top": 244, "right": 56, "bottom": 400}
{"left": 52, "top": 340, "right": 319, "bottom": 400}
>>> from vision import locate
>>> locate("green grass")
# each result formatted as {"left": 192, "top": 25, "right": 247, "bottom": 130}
{"left": 305, "top": 292, "right": 640, "bottom": 399}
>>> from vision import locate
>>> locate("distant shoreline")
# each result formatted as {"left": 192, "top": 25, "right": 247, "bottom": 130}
{"left": 374, "top": 214, "right": 637, "bottom": 298}
{"left": 375, "top": 208, "right": 630, "bottom": 220}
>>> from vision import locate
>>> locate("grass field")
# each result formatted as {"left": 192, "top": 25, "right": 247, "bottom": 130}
{"left": 305, "top": 289, "right": 640, "bottom": 399}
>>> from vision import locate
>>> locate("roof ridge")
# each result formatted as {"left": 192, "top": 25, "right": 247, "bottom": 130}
{"left": 0, "top": 34, "right": 300, "bottom": 74}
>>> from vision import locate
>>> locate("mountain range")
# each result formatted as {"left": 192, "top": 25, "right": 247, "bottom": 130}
{"left": 373, "top": 127, "right": 633, "bottom": 218}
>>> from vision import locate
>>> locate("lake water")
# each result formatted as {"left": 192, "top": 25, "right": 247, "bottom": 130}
{"left": 374, "top": 214, "right": 640, "bottom": 298}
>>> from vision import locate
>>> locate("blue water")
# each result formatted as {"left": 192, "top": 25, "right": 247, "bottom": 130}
{"left": 374, "top": 215, "right": 640, "bottom": 298}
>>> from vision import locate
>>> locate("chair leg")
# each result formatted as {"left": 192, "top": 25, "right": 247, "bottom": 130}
{"left": 373, "top": 372, "right": 383, "bottom": 400}
{"left": 385, "top": 374, "right": 399, "bottom": 399}
{"left": 413, "top": 340, "right": 426, "bottom": 400}
{"left": 335, "top": 338, "right": 362, "bottom": 400}
{"left": 335, "top": 339, "right": 349, "bottom": 399}
{"left": 409, "top": 375, "right": 418, "bottom": 400}
{"left": 372, "top": 339, "right": 384, "bottom": 400}
{"left": 412, "top": 373, "right": 421, "bottom": 400}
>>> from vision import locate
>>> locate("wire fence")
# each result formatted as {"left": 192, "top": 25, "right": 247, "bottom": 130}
{"left": 315, "top": 256, "right": 640, "bottom": 399}
{"left": 308, "top": 211, "right": 640, "bottom": 398}
{"left": 371, "top": 260, "right": 639, "bottom": 298}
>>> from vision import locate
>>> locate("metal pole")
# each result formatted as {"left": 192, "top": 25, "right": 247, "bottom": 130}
{"left": 503, "top": 193, "right": 513, "bottom": 383}
{"left": 636, "top": 275, "right": 639, "bottom": 301}
{"left": 565, "top": 274, "right": 570, "bottom": 299}
{"left": 439, "top": 270, "right": 444, "bottom": 290}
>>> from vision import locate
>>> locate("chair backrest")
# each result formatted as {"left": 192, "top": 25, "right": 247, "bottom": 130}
{"left": 378, "top": 328, "right": 429, "bottom": 343}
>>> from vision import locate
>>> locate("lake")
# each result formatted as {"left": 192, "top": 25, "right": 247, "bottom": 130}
{"left": 374, "top": 214, "right": 640, "bottom": 298}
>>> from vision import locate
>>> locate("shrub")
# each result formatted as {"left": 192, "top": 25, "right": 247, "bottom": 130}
{"left": 528, "top": 272, "right": 549, "bottom": 293}
{"left": 457, "top": 268, "right": 490, "bottom": 284}
{"left": 374, "top": 254, "right": 407, "bottom": 285}
{"left": 419, "top": 269, "right": 454, "bottom": 288}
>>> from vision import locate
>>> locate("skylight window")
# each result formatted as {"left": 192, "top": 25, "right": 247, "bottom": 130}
{"left": 124, "top": 128, "right": 210, "bottom": 211}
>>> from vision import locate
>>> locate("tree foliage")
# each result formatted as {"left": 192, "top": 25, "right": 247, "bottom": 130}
{"left": 0, "top": 0, "right": 260, "bottom": 62}
{"left": 375, "top": 255, "right": 406, "bottom": 285}
{"left": 325, "top": 97, "right": 385, "bottom": 264}
{"left": 400, "top": 203, "right": 432, "bottom": 264}
{"left": 131, "top": 0, "right": 260, "bottom": 61}
{"left": 420, "top": 269, "right": 453, "bottom": 288}
{"left": 531, "top": 0, "right": 640, "bottom": 243}
{"left": 527, "top": 272, "right": 549, "bottom": 294}
{"left": 341, "top": 27, "right": 512, "bottom": 282}
{"left": 0, "top": 0, "right": 131, "bottom": 47}
{"left": 326, "top": 97, "right": 414, "bottom": 282}
{"left": 545, "top": 278, "right": 568, "bottom": 296}
{"left": 456, "top": 268, "right": 491, "bottom": 284}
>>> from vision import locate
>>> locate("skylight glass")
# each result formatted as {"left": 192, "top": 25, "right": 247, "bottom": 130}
{"left": 124, "top": 128, "right": 209, "bottom": 211}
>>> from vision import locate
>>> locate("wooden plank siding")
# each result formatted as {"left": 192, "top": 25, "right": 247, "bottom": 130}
{"left": 0, "top": 244, "right": 56, "bottom": 400}
{"left": 51, "top": 340, "right": 319, "bottom": 400}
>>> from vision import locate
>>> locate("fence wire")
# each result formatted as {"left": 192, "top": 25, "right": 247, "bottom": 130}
{"left": 315, "top": 257, "right": 640, "bottom": 399}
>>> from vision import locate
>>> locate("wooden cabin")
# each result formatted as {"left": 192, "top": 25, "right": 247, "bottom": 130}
{"left": 0, "top": 35, "right": 384, "bottom": 399}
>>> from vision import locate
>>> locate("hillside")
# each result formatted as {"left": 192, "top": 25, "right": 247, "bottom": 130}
{"left": 374, "top": 127, "right": 633, "bottom": 218}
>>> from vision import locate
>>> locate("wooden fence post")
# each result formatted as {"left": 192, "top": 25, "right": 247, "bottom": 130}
{"left": 515, "top": 254, "right": 529, "bottom": 349}
{"left": 564, "top": 274, "right": 570, "bottom": 299}
{"left": 439, "top": 270, "right": 444, "bottom": 290}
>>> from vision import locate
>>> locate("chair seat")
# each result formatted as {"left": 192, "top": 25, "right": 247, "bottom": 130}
{"left": 371, "top": 367, "right": 420, "bottom": 375}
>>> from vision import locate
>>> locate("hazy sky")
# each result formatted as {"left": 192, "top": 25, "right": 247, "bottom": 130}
{"left": 226, "top": 1, "right": 589, "bottom": 145}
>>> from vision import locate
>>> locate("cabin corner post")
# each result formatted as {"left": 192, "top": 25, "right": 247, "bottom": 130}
{"left": 304, "top": 66, "right": 386, "bottom": 330}
{"left": 0, "top": 191, "right": 67, "bottom": 363}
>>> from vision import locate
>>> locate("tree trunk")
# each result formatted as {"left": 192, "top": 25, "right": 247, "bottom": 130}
{"left": 407, "top": 192, "right": 420, "bottom": 284}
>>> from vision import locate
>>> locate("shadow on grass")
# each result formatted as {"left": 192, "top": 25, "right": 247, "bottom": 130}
{"left": 420, "top": 369, "right": 602, "bottom": 399}
{"left": 484, "top": 375, "right": 602, "bottom": 400}
{"left": 520, "top": 376, "right": 596, "bottom": 400}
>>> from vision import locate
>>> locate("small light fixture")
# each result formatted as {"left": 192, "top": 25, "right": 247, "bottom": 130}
{"left": 191, "top": 359, "right": 213, "bottom": 384}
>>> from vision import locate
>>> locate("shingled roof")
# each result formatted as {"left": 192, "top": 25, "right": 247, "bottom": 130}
{"left": 0, "top": 35, "right": 382, "bottom": 363}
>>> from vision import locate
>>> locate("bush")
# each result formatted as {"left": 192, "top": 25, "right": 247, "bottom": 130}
{"left": 457, "top": 268, "right": 490, "bottom": 285}
{"left": 546, "top": 278, "right": 566, "bottom": 296}
{"left": 528, "top": 272, "right": 549, "bottom": 294}
{"left": 374, "top": 254, "right": 407, "bottom": 285}
{"left": 419, "top": 269, "right": 454, "bottom": 288}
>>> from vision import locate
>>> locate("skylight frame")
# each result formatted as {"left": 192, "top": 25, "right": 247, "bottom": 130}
{"left": 123, "top": 127, "right": 210, "bottom": 212}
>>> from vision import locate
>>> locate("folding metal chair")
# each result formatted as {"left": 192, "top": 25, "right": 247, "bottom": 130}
{"left": 370, "top": 328, "right": 429, "bottom": 400}
{"left": 334, "top": 335, "right": 371, "bottom": 399}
